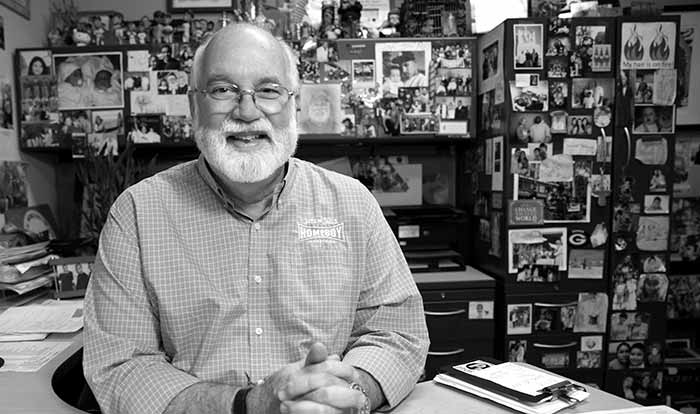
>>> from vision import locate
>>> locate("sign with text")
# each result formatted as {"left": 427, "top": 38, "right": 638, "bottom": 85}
{"left": 509, "top": 200, "right": 544, "bottom": 226}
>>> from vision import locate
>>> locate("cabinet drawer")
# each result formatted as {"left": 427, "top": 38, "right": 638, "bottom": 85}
{"left": 421, "top": 289, "right": 491, "bottom": 302}
{"left": 424, "top": 302, "right": 469, "bottom": 345}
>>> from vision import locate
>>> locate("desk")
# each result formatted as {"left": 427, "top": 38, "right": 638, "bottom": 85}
{"left": 0, "top": 330, "right": 639, "bottom": 414}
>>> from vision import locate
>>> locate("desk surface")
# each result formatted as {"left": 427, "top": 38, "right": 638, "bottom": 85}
{"left": 0, "top": 330, "right": 638, "bottom": 414}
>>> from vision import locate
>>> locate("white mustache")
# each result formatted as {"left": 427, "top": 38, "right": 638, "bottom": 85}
{"left": 218, "top": 118, "right": 274, "bottom": 135}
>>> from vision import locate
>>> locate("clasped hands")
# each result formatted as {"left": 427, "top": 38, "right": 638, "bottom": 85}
{"left": 250, "top": 342, "right": 367, "bottom": 414}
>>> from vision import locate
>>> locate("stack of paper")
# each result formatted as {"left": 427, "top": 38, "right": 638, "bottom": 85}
{"left": 0, "top": 242, "right": 56, "bottom": 297}
{"left": 0, "top": 300, "right": 84, "bottom": 335}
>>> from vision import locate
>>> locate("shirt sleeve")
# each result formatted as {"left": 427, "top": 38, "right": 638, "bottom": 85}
{"left": 83, "top": 191, "right": 200, "bottom": 414}
{"left": 342, "top": 189, "right": 430, "bottom": 408}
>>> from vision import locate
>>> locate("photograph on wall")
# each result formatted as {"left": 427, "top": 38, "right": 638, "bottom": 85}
{"left": 550, "top": 111, "right": 567, "bottom": 134}
{"left": 611, "top": 370, "right": 664, "bottom": 402}
{"left": 633, "top": 106, "right": 675, "bottom": 134}
{"left": 54, "top": 52, "right": 124, "bottom": 110}
{"left": 549, "top": 80, "right": 568, "bottom": 110}
{"left": 636, "top": 216, "right": 670, "bottom": 251}
{"left": 610, "top": 311, "right": 650, "bottom": 341}
{"left": 87, "top": 133, "right": 118, "bottom": 156}
{"left": 19, "top": 50, "right": 53, "bottom": 77}
{"left": 576, "top": 351, "right": 601, "bottom": 368}
{"left": 637, "top": 273, "right": 669, "bottom": 302}
{"left": 670, "top": 10, "right": 700, "bottom": 125}
{"left": 0, "top": 79, "right": 13, "bottom": 130}
{"left": 666, "top": 275, "right": 700, "bottom": 319}
{"left": 540, "top": 352, "right": 570, "bottom": 369}
{"left": 673, "top": 136, "right": 700, "bottom": 198}
{"left": 572, "top": 25, "right": 610, "bottom": 75}
{"left": 547, "top": 56, "right": 569, "bottom": 78}
{"left": 376, "top": 41, "right": 431, "bottom": 97}
{"left": 507, "top": 303, "right": 532, "bottom": 335}
{"left": 298, "top": 83, "right": 342, "bottom": 134}
{"left": 648, "top": 168, "right": 667, "bottom": 193}
{"left": 351, "top": 156, "right": 422, "bottom": 206}
{"left": 510, "top": 80, "right": 548, "bottom": 112}
{"left": 612, "top": 254, "right": 641, "bottom": 310}
{"left": 533, "top": 303, "right": 561, "bottom": 332}
{"left": 351, "top": 59, "right": 375, "bottom": 88}
{"left": 155, "top": 71, "right": 189, "bottom": 95}
{"left": 0, "top": 161, "right": 29, "bottom": 214}
{"left": 91, "top": 109, "right": 123, "bottom": 135}
{"left": 571, "top": 78, "right": 614, "bottom": 109}
{"left": 435, "top": 67, "right": 473, "bottom": 98}
{"left": 399, "top": 113, "right": 439, "bottom": 134}
{"left": 468, "top": 301, "right": 494, "bottom": 319}
{"left": 124, "top": 72, "right": 150, "bottom": 92}
{"left": 127, "top": 115, "right": 162, "bottom": 143}
{"left": 643, "top": 194, "right": 670, "bottom": 214}
{"left": 508, "top": 227, "right": 567, "bottom": 279}
{"left": 511, "top": 113, "right": 552, "bottom": 144}
{"left": 581, "top": 335, "right": 603, "bottom": 353}
{"left": 621, "top": 22, "right": 677, "bottom": 70}
{"left": 546, "top": 36, "right": 570, "bottom": 57}
{"left": 513, "top": 24, "right": 543, "bottom": 70}
{"left": 161, "top": 115, "right": 194, "bottom": 143}
{"left": 568, "top": 115, "right": 593, "bottom": 136}
{"left": 573, "top": 292, "right": 608, "bottom": 333}
{"left": 514, "top": 157, "right": 591, "bottom": 223}
{"left": 632, "top": 70, "right": 655, "bottom": 104}
{"left": 481, "top": 40, "right": 500, "bottom": 86}
{"left": 670, "top": 198, "right": 700, "bottom": 263}
{"left": 568, "top": 249, "right": 604, "bottom": 279}
{"left": 560, "top": 303, "right": 577, "bottom": 331}
{"left": 508, "top": 340, "right": 527, "bottom": 362}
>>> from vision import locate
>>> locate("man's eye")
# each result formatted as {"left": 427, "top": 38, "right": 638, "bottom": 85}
{"left": 257, "top": 87, "right": 281, "bottom": 96}
{"left": 210, "top": 86, "right": 233, "bottom": 94}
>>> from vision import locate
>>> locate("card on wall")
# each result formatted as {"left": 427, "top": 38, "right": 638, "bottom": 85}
{"left": 621, "top": 22, "right": 676, "bottom": 70}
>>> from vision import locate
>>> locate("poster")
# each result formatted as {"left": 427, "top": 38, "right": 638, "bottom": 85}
{"left": 621, "top": 22, "right": 677, "bottom": 70}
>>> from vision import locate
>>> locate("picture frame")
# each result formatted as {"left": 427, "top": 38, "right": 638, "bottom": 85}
{"left": 664, "top": 6, "right": 700, "bottom": 125}
{"left": 0, "top": 0, "right": 30, "bottom": 20}
{"left": 166, "top": 0, "right": 234, "bottom": 12}
{"left": 48, "top": 256, "right": 95, "bottom": 299}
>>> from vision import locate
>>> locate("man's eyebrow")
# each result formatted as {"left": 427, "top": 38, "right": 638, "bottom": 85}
{"left": 204, "top": 75, "right": 285, "bottom": 86}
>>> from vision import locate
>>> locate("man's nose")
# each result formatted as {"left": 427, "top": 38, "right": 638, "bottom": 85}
{"left": 232, "top": 93, "right": 261, "bottom": 122}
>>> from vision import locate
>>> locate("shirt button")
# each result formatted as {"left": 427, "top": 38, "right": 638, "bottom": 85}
{"left": 253, "top": 223, "right": 261, "bottom": 231}
{"left": 254, "top": 275, "right": 262, "bottom": 284}
{"left": 255, "top": 327, "right": 263, "bottom": 335}
{"left": 256, "top": 379, "right": 265, "bottom": 385}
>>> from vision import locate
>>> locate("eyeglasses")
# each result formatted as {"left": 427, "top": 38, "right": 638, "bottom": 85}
{"left": 190, "top": 82, "right": 295, "bottom": 114}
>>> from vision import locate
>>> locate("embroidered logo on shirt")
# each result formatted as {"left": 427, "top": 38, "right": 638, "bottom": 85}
{"left": 297, "top": 218, "right": 345, "bottom": 243}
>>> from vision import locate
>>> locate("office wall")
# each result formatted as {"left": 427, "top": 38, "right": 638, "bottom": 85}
{"left": 0, "top": 3, "right": 56, "bottom": 220}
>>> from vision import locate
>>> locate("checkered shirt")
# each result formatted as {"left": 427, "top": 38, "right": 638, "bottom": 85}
{"left": 83, "top": 156, "right": 429, "bottom": 414}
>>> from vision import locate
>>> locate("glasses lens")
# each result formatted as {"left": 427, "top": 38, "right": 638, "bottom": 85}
{"left": 207, "top": 84, "right": 238, "bottom": 100}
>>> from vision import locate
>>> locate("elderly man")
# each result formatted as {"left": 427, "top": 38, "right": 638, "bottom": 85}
{"left": 394, "top": 52, "right": 427, "bottom": 87}
{"left": 83, "top": 23, "right": 429, "bottom": 414}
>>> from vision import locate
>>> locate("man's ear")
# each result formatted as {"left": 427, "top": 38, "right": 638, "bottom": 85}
{"left": 188, "top": 92, "right": 197, "bottom": 120}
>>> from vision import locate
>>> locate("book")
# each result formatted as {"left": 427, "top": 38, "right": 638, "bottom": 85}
{"left": 434, "top": 359, "right": 589, "bottom": 414}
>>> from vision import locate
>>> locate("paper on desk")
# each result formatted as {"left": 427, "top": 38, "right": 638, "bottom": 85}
{"left": 0, "top": 333, "right": 48, "bottom": 342}
{"left": 464, "top": 362, "right": 566, "bottom": 397}
{"left": 0, "top": 341, "right": 72, "bottom": 372}
{"left": 582, "top": 406, "right": 682, "bottom": 414}
{"left": 0, "top": 302, "right": 83, "bottom": 334}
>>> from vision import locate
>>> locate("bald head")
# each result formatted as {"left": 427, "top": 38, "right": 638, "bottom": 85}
{"left": 191, "top": 23, "right": 299, "bottom": 92}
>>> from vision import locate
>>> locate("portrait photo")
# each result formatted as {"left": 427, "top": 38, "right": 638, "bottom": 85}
{"left": 636, "top": 216, "right": 670, "bottom": 251}
{"left": 298, "top": 83, "right": 342, "bottom": 134}
{"left": 534, "top": 305, "right": 560, "bottom": 332}
{"left": 88, "top": 132, "right": 118, "bottom": 156}
{"left": 510, "top": 113, "right": 552, "bottom": 144}
{"left": 468, "top": 301, "right": 494, "bottom": 319}
{"left": 54, "top": 52, "right": 124, "bottom": 110}
{"left": 124, "top": 72, "right": 150, "bottom": 92}
{"left": 633, "top": 106, "right": 675, "bottom": 134}
{"left": 568, "top": 115, "right": 594, "bottom": 136}
{"left": 644, "top": 194, "right": 670, "bottom": 214}
{"left": 376, "top": 41, "right": 431, "bottom": 97}
{"left": 156, "top": 70, "right": 189, "bottom": 95}
{"left": 546, "top": 36, "right": 570, "bottom": 57}
{"left": 549, "top": 80, "right": 568, "bottom": 109}
{"left": 577, "top": 351, "right": 601, "bottom": 368}
{"left": 481, "top": 40, "right": 499, "bottom": 81}
{"left": 670, "top": 198, "right": 700, "bottom": 264}
{"left": 508, "top": 340, "right": 527, "bottom": 362}
{"left": 637, "top": 273, "right": 669, "bottom": 302}
{"left": 49, "top": 256, "right": 95, "bottom": 299}
{"left": 513, "top": 24, "right": 543, "bottom": 70}
{"left": 633, "top": 70, "right": 655, "bottom": 104}
{"left": 507, "top": 303, "right": 532, "bottom": 335}
{"left": 19, "top": 50, "right": 53, "bottom": 77}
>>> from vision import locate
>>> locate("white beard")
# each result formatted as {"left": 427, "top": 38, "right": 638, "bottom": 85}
{"left": 195, "top": 112, "right": 298, "bottom": 183}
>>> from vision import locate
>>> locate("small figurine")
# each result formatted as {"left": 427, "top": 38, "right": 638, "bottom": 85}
{"left": 378, "top": 8, "right": 400, "bottom": 37}
{"left": 126, "top": 21, "right": 137, "bottom": 44}
{"left": 72, "top": 21, "right": 92, "bottom": 46}
{"left": 152, "top": 11, "right": 165, "bottom": 44}
{"left": 204, "top": 20, "right": 215, "bottom": 39}
{"left": 180, "top": 10, "right": 193, "bottom": 43}
{"left": 338, "top": 0, "right": 362, "bottom": 38}
{"left": 111, "top": 14, "right": 125, "bottom": 44}
{"left": 192, "top": 19, "right": 206, "bottom": 42}
{"left": 47, "top": 28, "right": 65, "bottom": 47}
{"left": 421, "top": 18, "right": 434, "bottom": 37}
{"left": 92, "top": 17, "right": 106, "bottom": 45}
{"left": 162, "top": 13, "right": 174, "bottom": 44}
{"left": 136, "top": 22, "right": 149, "bottom": 44}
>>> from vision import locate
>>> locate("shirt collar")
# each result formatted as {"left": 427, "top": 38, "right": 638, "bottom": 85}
{"left": 196, "top": 155, "right": 296, "bottom": 216}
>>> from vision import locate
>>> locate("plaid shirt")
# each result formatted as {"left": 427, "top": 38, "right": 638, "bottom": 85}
{"left": 83, "top": 156, "right": 429, "bottom": 414}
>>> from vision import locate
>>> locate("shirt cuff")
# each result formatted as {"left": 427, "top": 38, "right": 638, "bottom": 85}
{"left": 117, "top": 362, "right": 200, "bottom": 414}
{"left": 343, "top": 346, "right": 420, "bottom": 409}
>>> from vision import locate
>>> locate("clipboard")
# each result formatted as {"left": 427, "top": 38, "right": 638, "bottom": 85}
{"left": 438, "top": 359, "right": 588, "bottom": 408}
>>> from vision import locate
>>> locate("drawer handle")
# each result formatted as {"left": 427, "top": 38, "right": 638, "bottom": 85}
{"left": 533, "top": 342, "right": 577, "bottom": 349}
{"left": 428, "top": 348, "right": 465, "bottom": 356}
{"left": 534, "top": 301, "right": 578, "bottom": 307}
{"left": 424, "top": 309, "right": 466, "bottom": 316}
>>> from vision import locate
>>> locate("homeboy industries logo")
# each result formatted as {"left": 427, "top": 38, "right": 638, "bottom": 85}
{"left": 297, "top": 218, "right": 345, "bottom": 243}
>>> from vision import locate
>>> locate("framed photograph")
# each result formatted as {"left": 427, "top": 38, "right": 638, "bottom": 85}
{"left": 508, "top": 227, "right": 567, "bottom": 276}
{"left": 510, "top": 80, "right": 548, "bottom": 112}
{"left": 298, "top": 83, "right": 342, "bottom": 134}
{"left": 644, "top": 194, "right": 670, "bottom": 214}
{"left": 571, "top": 78, "right": 614, "bottom": 109}
{"left": 0, "top": 0, "right": 30, "bottom": 20}
{"left": 167, "top": 0, "right": 234, "bottom": 12}
{"left": 54, "top": 52, "right": 124, "bottom": 110}
{"left": 19, "top": 50, "right": 53, "bottom": 77}
{"left": 513, "top": 24, "right": 543, "bottom": 70}
{"left": 468, "top": 301, "right": 494, "bottom": 319}
{"left": 49, "top": 256, "right": 95, "bottom": 299}
{"left": 574, "top": 292, "right": 608, "bottom": 333}
{"left": 633, "top": 106, "right": 675, "bottom": 134}
{"left": 351, "top": 59, "right": 375, "bottom": 88}
{"left": 376, "top": 41, "right": 431, "bottom": 97}
{"left": 507, "top": 303, "right": 532, "bottom": 335}
{"left": 664, "top": 8, "right": 700, "bottom": 125}
{"left": 479, "top": 23, "right": 504, "bottom": 93}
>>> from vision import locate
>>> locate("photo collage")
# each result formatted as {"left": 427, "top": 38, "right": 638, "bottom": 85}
{"left": 506, "top": 292, "right": 608, "bottom": 370}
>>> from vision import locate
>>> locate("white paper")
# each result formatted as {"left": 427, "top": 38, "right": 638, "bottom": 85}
{"left": 0, "top": 333, "right": 48, "bottom": 342}
{"left": 652, "top": 69, "right": 677, "bottom": 106}
{"left": 460, "top": 362, "right": 571, "bottom": 397}
{"left": 0, "top": 302, "right": 83, "bottom": 334}
{"left": 583, "top": 406, "right": 682, "bottom": 414}
{"left": 127, "top": 50, "right": 151, "bottom": 72}
{"left": 0, "top": 341, "right": 72, "bottom": 372}
{"left": 563, "top": 138, "right": 598, "bottom": 156}
{"left": 515, "top": 73, "right": 533, "bottom": 87}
